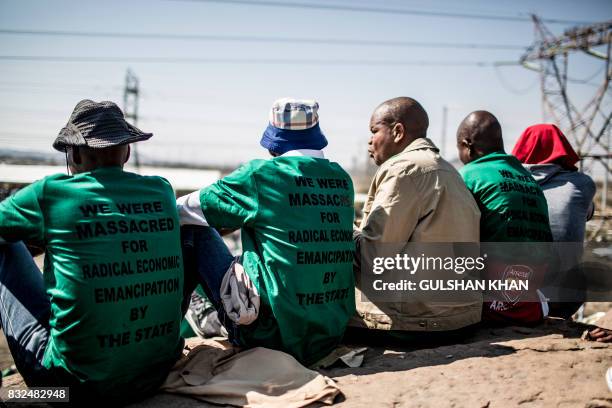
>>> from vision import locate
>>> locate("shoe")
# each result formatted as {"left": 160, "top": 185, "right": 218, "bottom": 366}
{"left": 185, "top": 292, "right": 228, "bottom": 338}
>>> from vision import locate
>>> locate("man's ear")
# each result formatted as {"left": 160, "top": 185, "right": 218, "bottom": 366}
{"left": 124, "top": 145, "right": 131, "bottom": 164}
{"left": 460, "top": 138, "right": 472, "bottom": 150}
{"left": 392, "top": 123, "right": 405, "bottom": 143}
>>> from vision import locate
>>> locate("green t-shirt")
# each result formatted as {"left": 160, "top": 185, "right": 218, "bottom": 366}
{"left": 460, "top": 152, "right": 552, "bottom": 243}
{"left": 200, "top": 156, "right": 356, "bottom": 365}
{"left": 0, "top": 167, "right": 183, "bottom": 398}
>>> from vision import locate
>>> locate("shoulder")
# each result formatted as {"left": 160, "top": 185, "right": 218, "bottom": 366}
{"left": 329, "top": 161, "right": 353, "bottom": 181}
{"left": 37, "top": 172, "right": 72, "bottom": 186}
{"left": 24, "top": 172, "right": 71, "bottom": 194}
{"left": 125, "top": 172, "right": 175, "bottom": 191}
{"left": 243, "top": 158, "right": 270, "bottom": 171}
{"left": 458, "top": 160, "right": 489, "bottom": 189}
{"left": 227, "top": 159, "right": 269, "bottom": 178}
{"left": 372, "top": 159, "right": 419, "bottom": 196}
{"left": 558, "top": 171, "right": 597, "bottom": 196}
{"left": 107, "top": 173, "right": 176, "bottom": 203}
{"left": 571, "top": 171, "right": 596, "bottom": 188}
{"left": 461, "top": 153, "right": 512, "bottom": 179}
{"left": 377, "top": 154, "right": 419, "bottom": 180}
{"left": 0, "top": 173, "right": 67, "bottom": 209}
{"left": 459, "top": 161, "right": 478, "bottom": 179}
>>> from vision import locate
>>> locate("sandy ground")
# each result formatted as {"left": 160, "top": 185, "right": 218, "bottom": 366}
{"left": 328, "top": 320, "right": 612, "bottom": 407}
{"left": 2, "top": 307, "right": 612, "bottom": 407}
{"left": 0, "top": 332, "right": 11, "bottom": 372}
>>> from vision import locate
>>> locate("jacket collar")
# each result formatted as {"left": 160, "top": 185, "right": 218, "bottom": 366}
{"left": 281, "top": 149, "right": 325, "bottom": 158}
{"left": 401, "top": 137, "right": 439, "bottom": 154}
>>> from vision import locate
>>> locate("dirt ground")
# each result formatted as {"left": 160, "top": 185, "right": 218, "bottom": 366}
{"left": 2, "top": 305, "right": 612, "bottom": 407}
{"left": 0, "top": 333, "right": 11, "bottom": 372}
{"left": 326, "top": 318, "right": 612, "bottom": 407}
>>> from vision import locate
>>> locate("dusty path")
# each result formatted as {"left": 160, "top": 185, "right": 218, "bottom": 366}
{"left": 2, "top": 312, "right": 612, "bottom": 407}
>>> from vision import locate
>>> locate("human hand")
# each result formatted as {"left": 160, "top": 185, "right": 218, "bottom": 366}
{"left": 587, "top": 327, "right": 612, "bottom": 342}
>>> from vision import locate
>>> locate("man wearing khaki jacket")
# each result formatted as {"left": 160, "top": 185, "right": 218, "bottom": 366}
{"left": 351, "top": 97, "right": 482, "bottom": 338}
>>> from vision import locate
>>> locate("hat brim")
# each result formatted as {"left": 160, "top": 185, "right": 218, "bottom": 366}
{"left": 260, "top": 123, "right": 328, "bottom": 155}
{"left": 53, "top": 122, "right": 152, "bottom": 152}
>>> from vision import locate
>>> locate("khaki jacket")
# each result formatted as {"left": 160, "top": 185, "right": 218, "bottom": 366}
{"left": 353, "top": 138, "right": 482, "bottom": 331}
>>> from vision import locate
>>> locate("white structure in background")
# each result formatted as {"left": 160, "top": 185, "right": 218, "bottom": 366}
{"left": 0, "top": 164, "right": 221, "bottom": 195}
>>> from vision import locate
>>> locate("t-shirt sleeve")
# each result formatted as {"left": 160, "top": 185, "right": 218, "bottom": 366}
{"left": 0, "top": 180, "right": 45, "bottom": 243}
{"left": 459, "top": 166, "right": 483, "bottom": 203}
{"left": 459, "top": 166, "right": 474, "bottom": 190}
{"left": 176, "top": 190, "right": 209, "bottom": 226}
{"left": 199, "top": 162, "right": 260, "bottom": 229}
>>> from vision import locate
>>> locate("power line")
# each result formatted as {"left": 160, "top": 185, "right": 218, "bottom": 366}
{"left": 123, "top": 69, "right": 141, "bottom": 170}
{"left": 0, "top": 55, "right": 519, "bottom": 66}
{"left": 493, "top": 65, "right": 539, "bottom": 95}
{"left": 0, "top": 28, "right": 526, "bottom": 50}
{"left": 170, "top": 0, "right": 593, "bottom": 25}
{"left": 0, "top": 134, "right": 267, "bottom": 148}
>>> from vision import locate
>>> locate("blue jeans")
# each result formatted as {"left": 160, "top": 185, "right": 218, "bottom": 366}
{"left": 0, "top": 227, "right": 236, "bottom": 387}
{"left": 180, "top": 225, "right": 239, "bottom": 343}
{"left": 0, "top": 242, "right": 56, "bottom": 386}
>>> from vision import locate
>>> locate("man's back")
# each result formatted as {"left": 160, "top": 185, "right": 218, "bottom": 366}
{"left": 460, "top": 152, "right": 552, "bottom": 323}
{"left": 526, "top": 164, "right": 595, "bottom": 243}
{"left": 460, "top": 152, "right": 552, "bottom": 243}
{"left": 200, "top": 156, "right": 356, "bottom": 365}
{"left": 0, "top": 167, "right": 183, "bottom": 397}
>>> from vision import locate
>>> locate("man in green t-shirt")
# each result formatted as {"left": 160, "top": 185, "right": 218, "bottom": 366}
{"left": 0, "top": 100, "right": 184, "bottom": 403}
{"left": 456, "top": 110, "right": 553, "bottom": 324}
{"left": 177, "top": 98, "right": 356, "bottom": 366}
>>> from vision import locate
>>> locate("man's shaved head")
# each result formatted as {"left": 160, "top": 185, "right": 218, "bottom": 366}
{"left": 368, "top": 97, "right": 429, "bottom": 165}
{"left": 375, "top": 97, "right": 429, "bottom": 139}
{"left": 456, "top": 110, "right": 504, "bottom": 164}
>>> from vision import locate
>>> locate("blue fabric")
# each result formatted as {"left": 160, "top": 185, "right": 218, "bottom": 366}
{"left": 260, "top": 123, "right": 328, "bottom": 154}
{"left": 0, "top": 242, "right": 55, "bottom": 386}
{"left": 526, "top": 164, "right": 596, "bottom": 244}
{"left": 180, "top": 226, "right": 240, "bottom": 343}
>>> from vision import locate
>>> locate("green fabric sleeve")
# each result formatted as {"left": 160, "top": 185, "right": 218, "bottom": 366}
{"left": 199, "top": 161, "right": 260, "bottom": 229}
{"left": 0, "top": 179, "right": 45, "bottom": 243}
{"left": 459, "top": 166, "right": 480, "bottom": 197}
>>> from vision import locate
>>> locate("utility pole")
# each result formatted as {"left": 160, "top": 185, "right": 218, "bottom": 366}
{"left": 123, "top": 69, "right": 141, "bottom": 172}
{"left": 520, "top": 17, "right": 611, "bottom": 241}
{"left": 440, "top": 105, "right": 448, "bottom": 158}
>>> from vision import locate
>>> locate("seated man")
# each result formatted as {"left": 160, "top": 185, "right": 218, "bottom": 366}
{"left": 177, "top": 98, "right": 356, "bottom": 366}
{"left": 351, "top": 97, "right": 482, "bottom": 339}
{"left": 456, "top": 111, "right": 553, "bottom": 324}
{"left": 512, "top": 124, "right": 596, "bottom": 319}
{"left": 0, "top": 100, "right": 185, "bottom": 403}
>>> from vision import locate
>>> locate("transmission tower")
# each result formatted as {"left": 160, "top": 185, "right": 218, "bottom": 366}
{"left": 520, "top": 16, "right": 612, "bottom": 241}
{"left": 123, "top": 69, "right": 141, "bottom": 171}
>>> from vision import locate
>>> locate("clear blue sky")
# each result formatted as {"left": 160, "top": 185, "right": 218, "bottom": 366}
{"left": 0, "top": 0, "right": 610, "bottom": 169}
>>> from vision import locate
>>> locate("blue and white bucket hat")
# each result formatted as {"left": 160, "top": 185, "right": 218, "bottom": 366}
{"left": 260, "top": 98, "right": 328, "bottom": 155}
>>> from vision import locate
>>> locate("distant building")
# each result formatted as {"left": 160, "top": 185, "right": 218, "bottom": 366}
{"left": 0, "top": 164, "right": 222, "bottom": 200}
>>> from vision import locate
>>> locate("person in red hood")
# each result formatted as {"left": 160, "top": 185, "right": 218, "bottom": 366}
{"left": 512, "top": 124, "right": 596, "bottom": 320}
{"left": 512, "top": 123, "right": 581, "bottom": 170}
